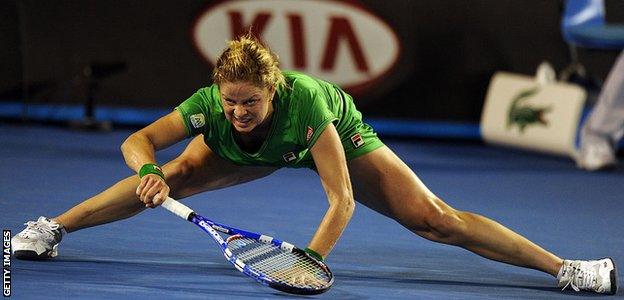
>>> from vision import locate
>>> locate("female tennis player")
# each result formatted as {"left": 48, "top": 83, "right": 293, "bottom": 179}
{"left": 13, "top": 35, "right": 616, "bottom": 295}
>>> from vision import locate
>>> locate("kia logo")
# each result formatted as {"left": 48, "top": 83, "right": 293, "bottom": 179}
{"left": 192, "top": 0, "right": 401, "bottom": 96}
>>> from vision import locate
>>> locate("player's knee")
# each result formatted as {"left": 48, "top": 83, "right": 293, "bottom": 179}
{"left": 427, "top": 210, "right": 466, "bottom": 242}
{"left": 409, "top": 198, "right": 468, "bottom": 244}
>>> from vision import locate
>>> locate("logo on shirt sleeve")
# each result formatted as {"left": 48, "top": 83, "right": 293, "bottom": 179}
{"left": 190, "top": 114, "right": 205, "bottom": 128}
{"left": 306, "top": 126, "right": 314, "bottom": 142}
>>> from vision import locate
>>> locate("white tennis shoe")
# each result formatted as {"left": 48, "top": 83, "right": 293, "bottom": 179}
{"left": 558, "top": 258, "right": 618, "bottom": 295}
{"left": 576, "top": 137, "right": 618, "bottom": 171}
{"left": 12, "top": 216, "right": 66, "bottom": 260}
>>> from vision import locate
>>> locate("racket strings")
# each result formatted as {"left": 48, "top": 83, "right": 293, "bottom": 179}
{"left": 257, "top": 252, "right": 323, "bottom": 286}
{"left": 227, "top": 237, "right": 331, "bottom": 289}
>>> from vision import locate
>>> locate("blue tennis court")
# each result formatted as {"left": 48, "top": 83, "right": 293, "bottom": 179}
{"left": 1, "top": 123, "right": 622, "bottom": 299}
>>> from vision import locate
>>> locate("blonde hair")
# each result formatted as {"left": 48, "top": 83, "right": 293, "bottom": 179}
{"left": 212, "top": 35, "right": 286, "bottom": 90}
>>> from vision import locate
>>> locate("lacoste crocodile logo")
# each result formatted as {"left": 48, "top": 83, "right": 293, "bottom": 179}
{"left": 506, "top": 87, "right": 552, "bottom": 133}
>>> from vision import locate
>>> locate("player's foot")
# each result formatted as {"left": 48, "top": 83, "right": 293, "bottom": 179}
{"left": 576, "top": 136, "right": 617, "bottom": 171}
{"left": 558, "top": 258, "right": 618, "bottom": 295}
{"left": 12, "top": 216, "right": 65, "bottom": 260}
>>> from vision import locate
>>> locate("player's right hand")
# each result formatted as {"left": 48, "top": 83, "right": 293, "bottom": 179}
{"left": 136, "top": 174, "right": 170, "bottom": 208}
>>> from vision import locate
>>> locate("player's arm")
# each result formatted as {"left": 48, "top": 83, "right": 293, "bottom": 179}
{"left": 308, "top": 122, "right": 356, "bottom": 259}
{"left": 121, "top": 111, "right": 188, "bottom": 207}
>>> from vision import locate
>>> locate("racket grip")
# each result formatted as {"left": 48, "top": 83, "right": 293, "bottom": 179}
{"left": 162, "top": 197, "right": 194, "bottom": 220}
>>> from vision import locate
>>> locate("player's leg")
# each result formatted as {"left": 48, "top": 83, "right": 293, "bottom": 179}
{"left": 347, "top": 146, "right": 616, "bottom": 294}
{"left": 14, "top": 136, "right": 276, "bottom": 259}
{"left": 54, "top": 135, "right": 276, "bottom": 231}
{"left": 347, "top": 145, "right": 562, "bottom": 274}
{"left": 577, "top": 50, "right": 624, "bottom": 170}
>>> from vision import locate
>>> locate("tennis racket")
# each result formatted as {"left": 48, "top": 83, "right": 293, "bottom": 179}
{"left": 161, "top": 197, "right": 334, "bottom": 295}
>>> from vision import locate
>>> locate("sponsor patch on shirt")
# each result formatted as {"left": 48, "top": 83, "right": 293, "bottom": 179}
{"left": 282, "top": 152, "right": 297, "bottom": 162}
{"left": 306, "top": 126, "right": 314, "bottom": 142}
{"left": 351, "top": 133, "right": 365, "bottom": 148}
{"left": 190, "top": 113, "right": 205, "bottom": 128}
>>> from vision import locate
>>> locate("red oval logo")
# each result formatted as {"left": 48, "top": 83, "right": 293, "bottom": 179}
{"left": 192, "top": 0, "right": 401, "bottom": 96}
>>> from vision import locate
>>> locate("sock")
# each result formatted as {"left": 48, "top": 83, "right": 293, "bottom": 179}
{"left": 556, "top": 260, "right": 568, "bottom": 280}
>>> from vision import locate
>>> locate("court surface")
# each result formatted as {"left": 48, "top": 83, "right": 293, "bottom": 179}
{"left": 1, "top": 123, "right": 622, "bottom": 299}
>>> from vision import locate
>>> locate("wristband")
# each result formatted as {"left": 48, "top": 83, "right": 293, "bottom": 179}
{"left": 304, "top": 247, "right": 324, "bottom": 261}
{"left": 139, "top": 163, "right": 165, "bottom": 180}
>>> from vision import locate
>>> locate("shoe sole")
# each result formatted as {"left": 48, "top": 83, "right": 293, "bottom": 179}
{"left": 578, "top": 162, "right": 618, "bottom": 172}
{"left": 13, "top": 250, "right": 53, "bottom": 260}
{"left": 13, "top": 244, "right": 58, "bottom": 260}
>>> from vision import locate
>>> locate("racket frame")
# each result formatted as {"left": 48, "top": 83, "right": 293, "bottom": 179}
{"left": 161, "top": 197, "right": 333, "bottom": 295}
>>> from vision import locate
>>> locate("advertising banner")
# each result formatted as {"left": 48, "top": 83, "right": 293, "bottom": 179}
{"left": 481, "top": 72, "right": 586, "bottom": 157}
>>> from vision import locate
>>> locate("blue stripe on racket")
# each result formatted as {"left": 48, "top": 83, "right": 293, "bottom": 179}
{"left": 161, "top": 197, "right": 334, "bottom": 295}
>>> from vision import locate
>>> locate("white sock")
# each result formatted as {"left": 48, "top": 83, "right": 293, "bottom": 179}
{"left": 556, "top": 260, "right": 567, "bottom": 280}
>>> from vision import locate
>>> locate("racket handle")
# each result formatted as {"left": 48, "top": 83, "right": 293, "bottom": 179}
{"left": 162, "top": 197, "right": 194, "bottom": 221}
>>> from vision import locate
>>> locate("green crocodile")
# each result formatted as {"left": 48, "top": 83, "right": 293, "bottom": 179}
{"left": 506, "top": 87, "right": 552, "bottom": 133}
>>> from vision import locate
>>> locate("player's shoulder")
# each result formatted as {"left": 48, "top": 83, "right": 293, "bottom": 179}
{"left": 195, "top": 84, "right": 220, "bottom": 102}
{"left": 282, "top": 71, "right": 327, "bottom": 102}
{"left": 282, "top": 70, "right": 313, "bottom": 81}
{"left": 283, "top": 71, "right": 323, "bottom": 89}
{"left": 194, "top": 85, "right": 222, "bottom": 108}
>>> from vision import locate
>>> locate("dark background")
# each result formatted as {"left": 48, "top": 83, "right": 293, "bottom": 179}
{"left": 1, "top": 0, "right": 622, "bottom": 123}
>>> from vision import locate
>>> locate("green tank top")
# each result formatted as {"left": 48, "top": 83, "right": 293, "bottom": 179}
{"left": 175, "top": 71, "right": 379, "bottom": 169}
